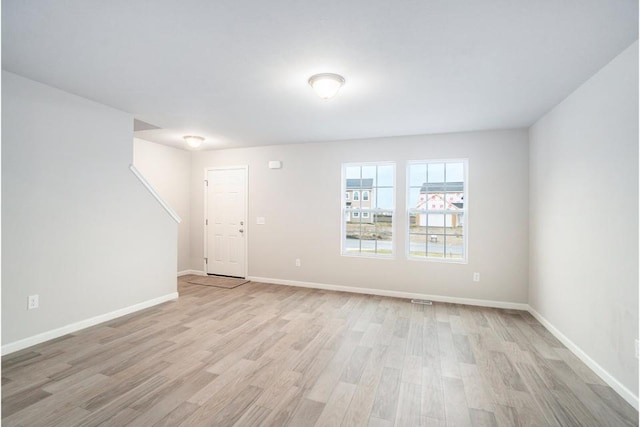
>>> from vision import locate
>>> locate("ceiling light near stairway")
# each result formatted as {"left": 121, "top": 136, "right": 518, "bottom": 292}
{"left": 184, "top": 135, "right": 204, "bottom": 148}
{"left": 308, "top": 73, "right": 345, "bottom": 100}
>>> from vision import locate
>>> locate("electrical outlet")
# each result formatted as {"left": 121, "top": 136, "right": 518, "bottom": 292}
{"left": 635, "top": 339, "right": 638, "bottom": 359}
{"left": 28, "top": 295, "right": 39, "bottom": 310}
{"left": 295, "top": 258, "right": 301, "bottom": 267}
{"left": 473, "top": 273, "right": 480, "bottom": 282}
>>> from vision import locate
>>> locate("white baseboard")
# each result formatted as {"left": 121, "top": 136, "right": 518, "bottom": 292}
{"left": 1, "top": 292, "right": 179, "bottom": 356}
{"left": 528, "top": 307, "right": 639, "bottom": 410}
{"left": 246, "top": 276, "right": 529, "bottom": 310}
{"left": 178, "top": 269, "right": 205, "bottom": 277}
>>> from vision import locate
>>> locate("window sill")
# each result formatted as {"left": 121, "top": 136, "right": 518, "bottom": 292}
{"left": 341, "top": 253, "right": 396, "bottom": 261}
{"left": 406, "top": 256, "right": 468, "bottom": 264}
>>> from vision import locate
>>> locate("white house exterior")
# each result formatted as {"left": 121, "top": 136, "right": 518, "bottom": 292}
{"left": 345, "top": 178, "right": 374, "bottom": 222}
{"left": 416, "top": 182, "right": 464, "bottom": 227}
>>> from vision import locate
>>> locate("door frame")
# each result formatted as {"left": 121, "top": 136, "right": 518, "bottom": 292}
{"left": 203, "top": 165, "right": 249, "bottom": 278}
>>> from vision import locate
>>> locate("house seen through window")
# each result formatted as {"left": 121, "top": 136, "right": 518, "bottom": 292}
{"left": 342, "top": 162, "right": 395, "bottom": 257}
{"left": 407, "top": 160, "right": 467, "bottom": 261}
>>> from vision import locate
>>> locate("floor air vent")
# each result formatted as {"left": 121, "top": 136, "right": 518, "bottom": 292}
{"left": 410, "top": 299, "right": 433, "bottom": 305}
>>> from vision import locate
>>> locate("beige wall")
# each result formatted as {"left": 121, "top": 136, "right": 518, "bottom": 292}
{"left": 2, "top": 72, "right": 177, "bottom": 348}
{"left": 133, "top": 138, "right": 191, "bottom": 272}
{"left": 190, "top": 129, "right": 529, "bottom": 304}
{"left": 529, "top": 41, "right": 638, "bottom": 399}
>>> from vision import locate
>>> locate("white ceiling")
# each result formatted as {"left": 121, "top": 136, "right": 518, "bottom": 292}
{"left": 2, "top": 0, "right": 637, "bottom": 150}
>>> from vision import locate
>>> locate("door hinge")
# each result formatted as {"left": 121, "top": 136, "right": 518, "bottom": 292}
{"left": 205, "top": 219, "right": 208, "bottom": 226}
{"left": 204, "top": 179, "right": 208, "bottom": 186}
{"left": 204, "top": 257, "right": 208, "bottom": 264}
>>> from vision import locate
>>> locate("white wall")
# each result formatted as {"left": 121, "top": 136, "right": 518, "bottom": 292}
{"left": 133, "top": 138, "right": 191, "bottom": 273}
{"left": 190, "top": 129, "right": 529, "bottom": 305}
{"left": 2, "top": 72, "right": 178, "bottom": 348}
{"left": 529, "top": 41, "right": 638, "bottom": 402}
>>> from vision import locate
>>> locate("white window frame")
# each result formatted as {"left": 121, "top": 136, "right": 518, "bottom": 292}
{"left": 406, "top": 159, "right": 468, "bottom": 263}
{"left": 341, "top": 162, "right": 396, "bottom": 259}
{"left": 362, "top": 190, "right": 370, "bottom": 201}
{"left": 353, "top": 211, "right": 360, "bottom": 218}
{"left": 362, "top": 212, "right": 370, "bottom": 219}
{"left": 353, "top": 190, "right": 360, "bottom": 201}
{"left": 345, "top": 192, "right": 350, "bottom": 200}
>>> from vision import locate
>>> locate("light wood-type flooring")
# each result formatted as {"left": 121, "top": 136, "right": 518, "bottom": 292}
{"left": 2, "top": 276, "right": 638, "bottom": 426}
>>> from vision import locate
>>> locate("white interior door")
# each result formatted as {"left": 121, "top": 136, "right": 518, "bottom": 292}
{"left": 206, "top": 167, "right": 247, "bottom": 277}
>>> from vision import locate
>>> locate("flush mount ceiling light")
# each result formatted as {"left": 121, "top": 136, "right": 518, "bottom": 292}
{"left": 183, "top": 135, "right": 204, "bottom": 148}
{"left": 308, "top": 73, "right": 345, "bottom": 100}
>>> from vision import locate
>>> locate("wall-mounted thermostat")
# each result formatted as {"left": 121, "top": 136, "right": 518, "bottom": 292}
{"left": 268, "top": 160, "right": 282, "bottom": 169}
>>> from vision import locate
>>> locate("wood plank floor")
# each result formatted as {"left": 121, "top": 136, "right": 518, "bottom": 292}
{"left": 2, "top": 276, "right": 638, "bottom": 426}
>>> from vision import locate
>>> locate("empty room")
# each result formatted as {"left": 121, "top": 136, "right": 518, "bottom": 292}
{"left": 1, "top": 1, "right": 638, "bottom": 426}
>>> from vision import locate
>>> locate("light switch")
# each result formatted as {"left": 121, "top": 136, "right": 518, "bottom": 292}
{"left": 256, "top": 217, "right": 266, "bottom": 224}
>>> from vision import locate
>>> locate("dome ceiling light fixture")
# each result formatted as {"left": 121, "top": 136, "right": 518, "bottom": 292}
{"left": 183, "top": 135, "right": 205, "bottom": 148}
{"left": 308, "top": 73, "right": 345, "bottom": 100}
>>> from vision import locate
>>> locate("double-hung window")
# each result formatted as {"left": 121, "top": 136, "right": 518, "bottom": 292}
{"left": 342, "top": 162, "right": 395, "bottom": 257}
{"left": 407, "top": 160, "right": 467, "bottom": 261}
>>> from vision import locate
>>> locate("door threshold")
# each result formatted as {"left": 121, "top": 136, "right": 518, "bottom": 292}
{"left": 207, "top": 273, "right": 245, "bottom": 279}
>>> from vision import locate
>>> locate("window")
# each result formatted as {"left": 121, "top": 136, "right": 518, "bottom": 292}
{"left": 345, "top": 192, "right": 350, "bottom": 200}
{"left": 343, "top": 162, "right": 395, "bottom": 257}
{"left": 407, "top": 160, "right": 467, "bottom": 261}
